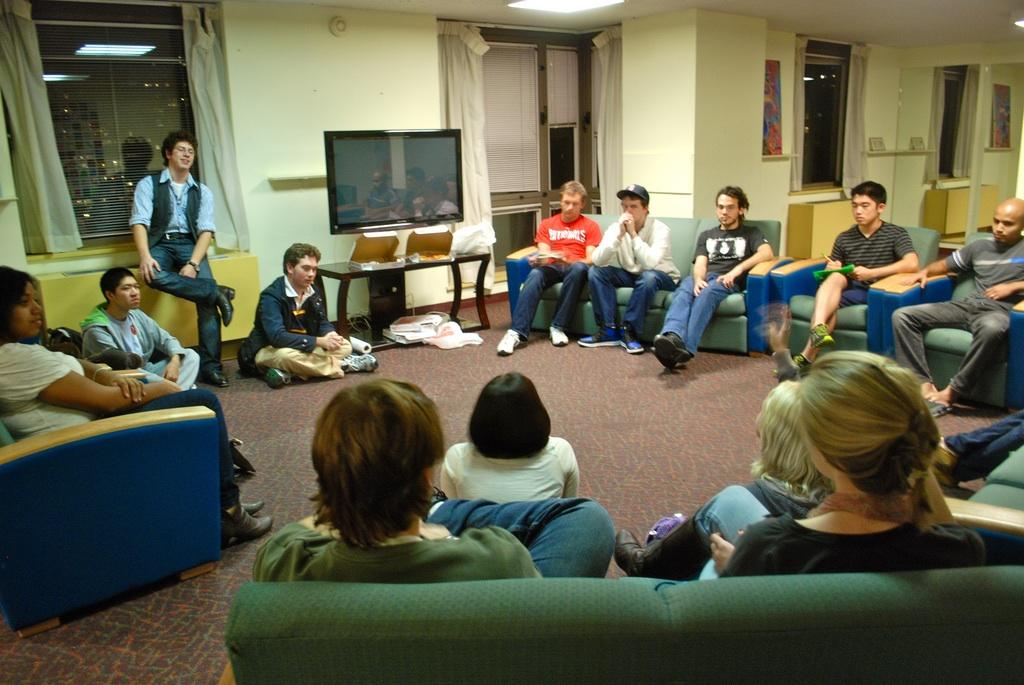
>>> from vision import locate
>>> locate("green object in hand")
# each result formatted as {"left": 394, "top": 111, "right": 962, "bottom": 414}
{"left": 813, "top": 264, "right": 854, "bottom": 283}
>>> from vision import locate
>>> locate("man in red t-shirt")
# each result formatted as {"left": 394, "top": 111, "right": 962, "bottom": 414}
{"left": 498, "top": 181, "right": 602, "bottom": 356}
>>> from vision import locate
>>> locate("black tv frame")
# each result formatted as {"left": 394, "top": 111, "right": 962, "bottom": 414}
{"left": 324, "top": 128, "right": 464, "bottom": 235}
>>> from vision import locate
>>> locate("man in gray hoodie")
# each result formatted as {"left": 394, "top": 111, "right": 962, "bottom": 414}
{"left": 81, "top": 267, "right": 200, "bottom": 389}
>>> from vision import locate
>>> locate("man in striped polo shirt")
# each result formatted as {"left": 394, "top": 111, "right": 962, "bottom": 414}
{"left": 794, "top": 181, "right": 918, "bottom": 367}
{"left": 894, "top": 198, "right": 1024, "bottom": 415}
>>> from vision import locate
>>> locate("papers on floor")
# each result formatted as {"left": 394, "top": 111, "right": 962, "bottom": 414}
{"left": 384, "top": 313, "right": 449, "bottom": 344}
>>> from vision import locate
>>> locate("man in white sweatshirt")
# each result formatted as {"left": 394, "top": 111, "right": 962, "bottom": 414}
{"left": 579, "top": 184, "right": 680, "bottom": 353}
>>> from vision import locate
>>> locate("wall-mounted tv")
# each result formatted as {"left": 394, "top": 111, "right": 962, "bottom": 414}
{"left": 325, "top": 128, "right": 464, "bottom": 235}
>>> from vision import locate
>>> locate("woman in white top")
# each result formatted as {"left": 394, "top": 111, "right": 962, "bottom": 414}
{"left": 440, "top": 373, "right": 579, "bottom": 502}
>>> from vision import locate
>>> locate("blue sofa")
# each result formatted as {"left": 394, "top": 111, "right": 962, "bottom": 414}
{"left": 0, "top": 407, "right": 222, "bottom": 636}
{"left": 505, "top": 215, "right": 786, "bottom": 353}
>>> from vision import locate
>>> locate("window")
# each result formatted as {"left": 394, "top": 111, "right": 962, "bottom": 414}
{"left": 801, "top": 40, "right": 850, "bottom": 187}
{"left": 481, "top": 28, "right": 596, "bottom": 216}
{"left": 938, "top": 65, "right": 967, "bottom": 177}
{"left": 34, "top": 1, "right": 195, "bottom": 241}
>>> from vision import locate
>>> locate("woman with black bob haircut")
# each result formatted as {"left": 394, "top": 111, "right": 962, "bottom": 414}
{"left": 440, "top": 372, "right": 579, "bottom": 502}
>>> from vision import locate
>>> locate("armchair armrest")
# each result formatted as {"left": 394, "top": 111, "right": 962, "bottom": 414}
{"left": 506, "top": 246, "right": 535, "bottom": 261}
{"left": 947, "top": 498, "right": 1024, "bottom": 538}
{"left": 749, "top": 256, "right": 792, "bottom": 277}
{"left": 0, "top": 407, "right": 216, "bottom": 465}
{"left": 869, "top": 273, "right": 919, "bottom": 294}
{"left": 768, "top": 257, "right": 828, "bottom": 277}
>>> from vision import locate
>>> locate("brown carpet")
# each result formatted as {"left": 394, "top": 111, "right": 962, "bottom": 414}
{"left": 0, "top": 298, "right": 1005, "bottom": 683}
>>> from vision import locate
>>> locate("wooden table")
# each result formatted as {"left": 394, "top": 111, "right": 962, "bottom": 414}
{"left": 317, "top": 252, "right": 491, "bottom": 346}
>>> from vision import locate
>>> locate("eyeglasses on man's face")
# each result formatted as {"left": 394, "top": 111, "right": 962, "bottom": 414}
{"left": 173, "top": 146, "right": 195, "bottom": 156}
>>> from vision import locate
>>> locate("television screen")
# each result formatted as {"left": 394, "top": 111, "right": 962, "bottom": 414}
{"left": 325, "top": 129, "right": 464, "bottom": 234}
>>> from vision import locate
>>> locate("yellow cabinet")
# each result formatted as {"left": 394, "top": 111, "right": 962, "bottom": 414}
{"left": 922, "top": 185, "right": 999, "bottom": 235}
{"left": 785, "top": 200, "right": 852, "bottom": 259}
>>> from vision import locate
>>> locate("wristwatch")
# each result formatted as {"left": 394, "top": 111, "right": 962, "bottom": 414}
{"left": 187, "top": 260, "right": 200, "bottom": 271}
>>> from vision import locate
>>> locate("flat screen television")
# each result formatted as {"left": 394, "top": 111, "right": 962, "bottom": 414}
{"left": 324, "top": 128, "right": 464, "bottom": 234}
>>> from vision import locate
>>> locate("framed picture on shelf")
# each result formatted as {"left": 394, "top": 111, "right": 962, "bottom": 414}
{"left": 868, "top": 137, "right": 885, "bottom": 152}
{"left": 909, "top": 136, "right": 925, "bottom": 151}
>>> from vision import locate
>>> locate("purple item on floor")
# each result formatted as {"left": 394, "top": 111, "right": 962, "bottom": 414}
{"left": 646, "top": 513, "right": 687, "bottom": 543}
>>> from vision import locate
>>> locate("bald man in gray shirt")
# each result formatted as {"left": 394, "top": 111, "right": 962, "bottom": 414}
{"left": 893, "top": 198, "right": 1024, "bottom": 412}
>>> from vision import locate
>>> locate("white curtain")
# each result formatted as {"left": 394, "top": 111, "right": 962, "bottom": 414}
{"left": 789, "top": 37, "right": 808, "bottom": 192}
{"left": 593, "top": 27, "right": 622, "bottom": 201}
{"left": 953, "top": 65, "right": 979, "bottom": 178}
{"left": 925, "top": 67, "right": 945, "bottom": 182}
{"left": 182, "top": 5, "right": 250, "bottom": 250}
{"left": 438, "top": 21, "right": 494, "bottom": 289}
{"left": 841, "top": 44, "right": 868, "bottom": 193}
{"left": 0, "top": 0, "right": 81, "bottom": 253}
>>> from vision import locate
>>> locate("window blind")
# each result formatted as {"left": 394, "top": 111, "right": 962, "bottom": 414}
{"left": 483, "top": 44, "right": 540, "bottom": 193}
{"left": 36, "top": 10, "right": 194, "bottom": 240}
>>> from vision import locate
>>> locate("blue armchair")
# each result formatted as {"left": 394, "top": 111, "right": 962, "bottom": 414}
{"left": 770, "top": 226, "right": 940, "bottom": 356}
{"left": 0, "top": 407, "right": 222, "bottom": 636}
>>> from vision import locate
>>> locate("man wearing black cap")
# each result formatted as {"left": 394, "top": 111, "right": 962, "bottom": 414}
{"left": 580, "top": 184, "right": 679, "bottom": 353}
{"left": 653, "top": 186, "right": 773, "bottom": 369}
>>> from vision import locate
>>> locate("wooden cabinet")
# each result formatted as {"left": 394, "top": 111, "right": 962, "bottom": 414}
{"left": 785, "top": 200, "right": 851, "bottom": 259}
{"left": 923, "top": 185, "right": 999, "bottom": 235}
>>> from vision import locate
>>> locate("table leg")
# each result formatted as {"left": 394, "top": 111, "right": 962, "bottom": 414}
{"left": 336, "top": 280, "right": 351, "bottom": 337}
{"left": 474, "top": 254, "right": 491, "bottom": 330}
{"left": 448, "top": 261, "right": 463, "bottom": 323}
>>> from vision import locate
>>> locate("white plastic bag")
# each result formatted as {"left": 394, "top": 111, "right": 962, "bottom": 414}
{"left": 423, "top": 322, "right": 483, "bottom": 349}
{"left": 451, "top": 220, "right": 496, "bottom": 255}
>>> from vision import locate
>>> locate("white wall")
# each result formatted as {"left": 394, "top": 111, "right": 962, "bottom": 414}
{"left": 220, "top": 2, "right": 443, "bottom": 314}
{"left": 621, "top": 10, "right": 697, "bottom": 217}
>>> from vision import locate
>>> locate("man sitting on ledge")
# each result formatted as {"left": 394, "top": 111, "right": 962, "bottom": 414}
{"left": 253, "top": 379, "right": 614, "bottom": 581}
{"left": 238, "top": 243, "right": 377, "bottom": 389}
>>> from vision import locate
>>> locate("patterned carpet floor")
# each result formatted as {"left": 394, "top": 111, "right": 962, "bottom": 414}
{"left": 0, "top": 299, "right": 1004, "bottom": 684}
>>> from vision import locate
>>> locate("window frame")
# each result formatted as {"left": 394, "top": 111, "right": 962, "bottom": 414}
{"left": 801, "top": 39, "right": 851, "bottom": 190}
{"left": 480, "top": 28, "right": 598, "bottom": 215}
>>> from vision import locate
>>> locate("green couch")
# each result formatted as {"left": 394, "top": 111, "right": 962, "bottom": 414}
{"left": 505, "top": 215, "right": 784, "bottom": 353}
{"left": 225, "top": 566, "right": 1024, "bottom": 684}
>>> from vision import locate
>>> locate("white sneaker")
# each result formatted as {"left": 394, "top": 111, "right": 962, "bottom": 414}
{"left": 341, "top": 353, "right": 379, "bottom": 373}
{"left": 497, "top": 330, "right": 522, "bottom": 356}
{"left": 549, "top": 327, "right": 569, "bottom": 347}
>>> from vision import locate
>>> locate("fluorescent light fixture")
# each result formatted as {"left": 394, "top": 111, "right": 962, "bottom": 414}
{"left": 43, "top": 74, "right": 90, "bottom": 82}
{"left": 364, "top": 230, "right": 399, "bottom": 238}
{"left": 1016, "top": 17, "right": 1024, "bottom": 28}
{"left": 413, "top": 225, "right": 450, "bottom": 235}
{"left": 508, "top": 0, "right": 623, "bottom": 13}
{"left": 75, "top": 44, "right": 155, "bottom": 57}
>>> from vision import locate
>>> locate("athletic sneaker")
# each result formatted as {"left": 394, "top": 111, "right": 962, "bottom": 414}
{"left": 497, "top": 330, "right": 522, "bottom": 356}
{"left": 621, "top": 326, "right": 644, "bottom": 354}
{"left": 578, "top": 326, "right": 621, "bottom": 347}
{"left": 549, "top": 326, "right": 569, "bottom": 347}
{"left": 341, "top": 353, "right": 379, "bottom": 373}
{"left": 792, "top": 353, "right": 812, "bottom": 371}
{"left": 264, "top": 368, "right": 292, "bottom": 389}
{"left": 809, "top": 323, "right": 835, "bottom": 350}
{"left": 652, "top": 332, "right": 692, "bottom": 369}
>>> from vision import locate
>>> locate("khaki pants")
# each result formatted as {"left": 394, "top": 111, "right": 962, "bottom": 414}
{"left": 254, "top": 342, "right": 352, "bottom": 380}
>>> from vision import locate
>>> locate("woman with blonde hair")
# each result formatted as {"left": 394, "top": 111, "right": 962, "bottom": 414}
{"left": 616, "top": 380, "right": 831, "bottom": 579}
{"left": 708, "top": 351, "right": 983, "bottom": 577}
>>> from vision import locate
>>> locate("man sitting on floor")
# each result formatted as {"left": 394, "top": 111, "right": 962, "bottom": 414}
{"left": 791, "top": 180, "right": 917, "bottom": 368}
{"left": 497, "top": 180, "right": 602, "bottom": 356}
{"left": 652, "top": 186, "right": 773, "bottom": 369}
{"left": 893, "top": 197, "right": 1024, "bottom": 414}
{"left": 238, "top": 243, "right": 377, "bottom": 388}
{"left": 81, "top": 267, "right": 200, "bottom": 389}
{"left": 253, "top": 379, "right": 614, "bottom": 581}
{"left": 579, "top": 183, "right": 679, "bottom": 354}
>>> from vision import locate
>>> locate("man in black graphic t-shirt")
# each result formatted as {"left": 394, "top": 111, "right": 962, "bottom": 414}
{"left": 653, "top": 186, "right": 773, "bottom": 369}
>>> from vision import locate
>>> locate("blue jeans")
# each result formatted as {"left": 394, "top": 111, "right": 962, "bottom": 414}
{"left": 148, "top": 238, "right": 222, "bottom": 374}
{"left": 428, "top": 498, "right": 614, "bottom": 577}
{"left": 692, "top": 485, "right": 770, "bottom": 580}
{"left": 125, "top": 388, "right": 239, "bottom": 509}
{"left": 660, "top": 275, "right": 738, "bottom": 356}
{"left": 510, "top": 262, "right": 589, "bottom": 339}
{"left": 946, "top": 409, "right": 1024, "bottom": 481}
{"left": 588, "top": 266, "right": 677, "bottom": 333}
